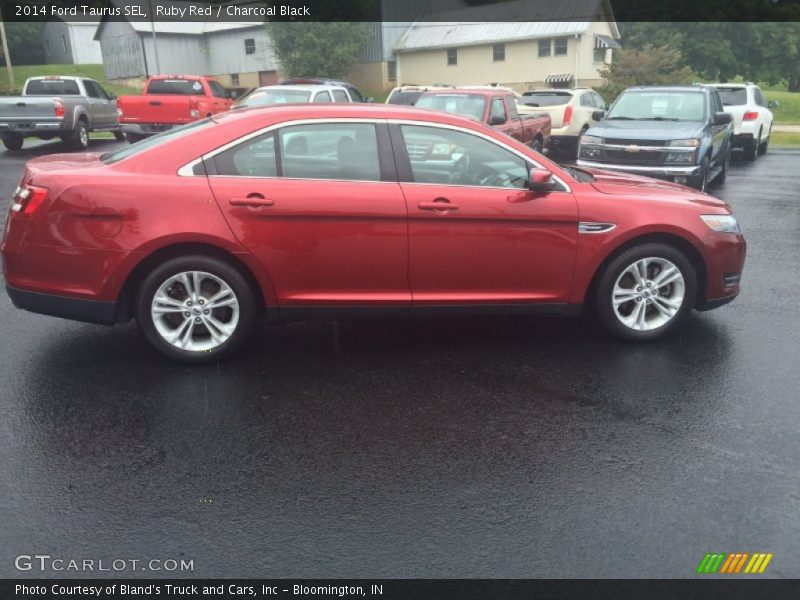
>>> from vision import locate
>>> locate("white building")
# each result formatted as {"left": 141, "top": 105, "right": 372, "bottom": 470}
{"left": 42, "top": 21, "right": 104, "bottom": 65}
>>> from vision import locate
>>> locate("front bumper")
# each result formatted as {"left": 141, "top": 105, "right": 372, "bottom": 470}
{"left": 6, "top": 285, "right": 117, "bottom": 325}
{"left": 576, "top": 160, "right": 701, "bottom": 180}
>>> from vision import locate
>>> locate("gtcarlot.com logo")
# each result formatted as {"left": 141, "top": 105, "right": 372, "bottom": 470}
{"left": 696, "top": 552, "right": 773, "bottom": 574}
{"left": 15, "top": 554, "right": 194, "bottom": 572}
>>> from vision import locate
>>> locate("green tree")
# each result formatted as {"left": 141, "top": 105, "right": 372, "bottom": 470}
{"left": 1, "top": 22, "right": 45, "bottom": 67}
{"left": 265, "top": 22, "right": 372, "bottom": 80}
{"left": 598, "top": 46, "right": 698, "bottom": 101}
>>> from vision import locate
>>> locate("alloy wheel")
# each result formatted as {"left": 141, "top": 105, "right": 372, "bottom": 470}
{"left": 612, "top": 257, "right": 686, "bottom": 331}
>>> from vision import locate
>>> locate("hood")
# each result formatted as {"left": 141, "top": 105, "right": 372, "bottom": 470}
{"left": 586, "top": 168, "right": 730, "bottom": 210}
{"left": 589, "top": 120, "right": 702, "bottom": 141}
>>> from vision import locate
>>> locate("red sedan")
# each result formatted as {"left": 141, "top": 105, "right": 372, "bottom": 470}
{"left": 2, "top": 104, "right": 745, "bottom": 362}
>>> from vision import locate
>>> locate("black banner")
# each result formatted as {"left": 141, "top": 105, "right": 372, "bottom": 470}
{"left": 1, "top": 0, "right": 800, "bottom": 23}
{"left": 3, "top": 579, "right": 800, "bottom": 600}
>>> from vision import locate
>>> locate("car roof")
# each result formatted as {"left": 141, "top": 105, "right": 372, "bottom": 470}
{"left": 253, "top": 84, "right": 346, "bottom": 92}
{"left": 624, "top": 85, "right": 711, "bottom": 93}
{"left": 523, "top": 88, "right": 589, "bottom": 94}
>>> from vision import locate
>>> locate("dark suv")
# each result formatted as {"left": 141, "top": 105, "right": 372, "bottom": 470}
{"left": 577, "top": 85, "right": 733, "bottom": 191}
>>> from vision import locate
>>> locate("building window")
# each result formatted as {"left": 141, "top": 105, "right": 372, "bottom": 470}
{"left": 554, "top": 37, "right": 568, "bottom": 56}
{"left": 61, "top": 35, "right": 68, "bottom": 53}
{"left": 493, "top": 43, "right": 505, "bottom": 62}
{"left": 387, "top": 60, "right": 397, "bottom": 81}
{"left": 244, "top": 38, "right": 255, "bottom": 55}
{"left": 447, "top": 48, "right": 457, "bottom": 66}
{"left": 593, "top": 48, "right": 606, "bottom": 63}
{"left": 230, "top": 73, "right": 240, "bottom": 86}
{"left": 538, "top": 38, "right": 551, "bottom": 58}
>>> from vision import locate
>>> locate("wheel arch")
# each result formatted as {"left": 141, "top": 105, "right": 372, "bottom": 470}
{"left": 115, "top": 241, "right": 268, "bottom": 322}
{"left": 584, "top": 232, "right": 708, "bottom": 312}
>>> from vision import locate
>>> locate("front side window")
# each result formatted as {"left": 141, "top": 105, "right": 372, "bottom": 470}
{"left": 244, "top": 38, "right": 255, "bottom": 55}
{"left": 580, "top": 92, "right": 595, "bottom": 107}
{"left": 400, "top": 124, "right": 530, "bottom": 189}
{"left": 489, "top": 97, "right": 507, "bottom": 123}
{"left": 280, "top": 123, "right": 381, "bottom": 181}
{"left": 332, "top": 90, "right": 349, "bottom": 103}
{"left": 209, "top": 81, "right": 228, "bottom": 98}
{"left": 538, "top": 38, "right": 551, "bottom": 58}
{"left": 592, "top": 92, "right": 607, "bottom": 110}
{"left": 347, "top": 86, "right": 365, "bottom": 102}
{"left": 447, "top": 48, "right": 458, "bottom": 66}
{"left": 554, "top": 37, "right": 568, "bottom": 56}
{"left": 84, "top": 80, "right": 102, "bottom": 99}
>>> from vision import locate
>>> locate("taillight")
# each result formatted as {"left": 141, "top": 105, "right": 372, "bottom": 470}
{"left": 10, "top": 185, "right": 49, "bottom": 216}
{"left": 117, "top": 108, "right": 123, "bottom": 117}
{"left": 53, "top": 98, "right": 64, "bottom": 119}
{"left": 189, "top": 99, "right": 199, "bottom": 119}
{"left": 743, "top": 111, "right": 758, "bottom": 121}
{"left": 563, "top": 104, "right": 573, "bottom": 126}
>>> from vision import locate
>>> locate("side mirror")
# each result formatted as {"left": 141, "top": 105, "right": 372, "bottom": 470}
{"left": 591, "top": 109, "right": 606, "bottom": 121}
{"left": 713, "top": 111, "right": 732, "bottom": 125}
{"left": 489, "top": 115, "right": 507, "bottom": 126}
{"left": 108, "top": 93, "right": 116, "bottom": 100}
{"left": 528, "top": 168, "right": 555, "bottom": 192}
{"left": 768, "top": 100, "right": 779, "bottom": 109}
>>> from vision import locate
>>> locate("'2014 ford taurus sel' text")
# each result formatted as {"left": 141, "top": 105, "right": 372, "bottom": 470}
{"left": 2, "top": 104, "right": 746, "bottom": 362}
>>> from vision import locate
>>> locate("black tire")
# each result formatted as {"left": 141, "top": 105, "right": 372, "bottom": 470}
{"left": 715, "top": 149, "right": 730, "bottom": 186}
{"left": 744, "top": 134, "right": 758, "bottom": 162}
{"left": 70, "top": 119, "right": 90, "bottom": 150}
{"left": 2, "top": 133, "right": 24, "bottom": 151}
{"left": 531, "top": 136, "right": 543, "bottom": 153}
{"left": 594, "top": 243, "right": 697, "bottom": 342}
{"left": 125, "top": 132, "right": 144, "bottom": 144}
{"left": 135, "top": 255, "right": 258, "bottom": 363}
{"left": 113, "top": 130, "right": 126, "bottom": 142}
{"left": 689, "top": 156, "right": 710, "bottom": 191}
{"left": 758, "top": 126, "right": 770, "bottom": 155}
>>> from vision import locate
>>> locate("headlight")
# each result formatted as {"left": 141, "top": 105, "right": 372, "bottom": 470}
{"left": 581, "top": 135, "right": 602, "bottom": 145}
{"left": 669, "top": 138, "right": 701, "bottom": 147}
{"left": 665, "top": 151, "right": 696, "bottom": 164}
{"left": 701, "top": 214, "right": 740, "bottom": 233}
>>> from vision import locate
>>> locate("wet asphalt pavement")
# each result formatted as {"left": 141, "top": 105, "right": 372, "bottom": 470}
{"left": 0, "top": 139, "right": 798, "bottom": 579}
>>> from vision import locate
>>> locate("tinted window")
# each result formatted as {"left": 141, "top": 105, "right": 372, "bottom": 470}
{"left": 387, "top": 90, "right": 424, "bottom": 105}
{"left": 84, "top": 80, "right": 102, "bottom": 99}
{"left": 347, "top": 86, "right": 365, "bottom": 102}
{"left": 313, "top": 92, "right": 332, "bottom": 103}
{"left": 147, "top": 79, "right": 206, "bottom": 95}
{"left": 711, "top": 91, "right": 723, "bottom": 113}
{"left": 592, "top": 92, "right": 607, "bottom": 110}
{"left": 507, "top": 98, "right": 518, "bottom": 119}
{"left": 240, "top": 89, "right": 311, "bottom": 106}
{"left": 400, "top": 124, "right": 529, "bottom": 189}
{"left": 101, "top": 118, "right": 216, "bottom": 164}
{"left": 332, "top": 90, "right": 349, "bottom": 103}
{"left": 214, "top": 132, "right": 277, "bottom": 177}
{"left": 209, "top": 81, "right": 228, "bottom": 99}
{"left": 607, "top": 91, "right": 705, "bottom": 121}
{"left": 580, "top": 92, "right": 595, "bottom": 107}
{"left": 754, "top": 88, "right": 766, "bottom": 107}
{"left": 716, "top": 87, "right": 747, "bottom": 106}
{"left": 25, "top": 78, "right": 80, "bottom": 95}
{"left": 279, "top": 123, "right": 381, "bottom": 181}
{"left": 415, "top": 93, "right": 486, "bottom": 121}
{"left": 490, "top": 97, "right": 507, "bottom": 122}
{"left": 521, "top": 92, "right": 571, "bottom": 107}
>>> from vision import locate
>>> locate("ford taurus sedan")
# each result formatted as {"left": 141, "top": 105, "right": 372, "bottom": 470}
{"left": 2, "top": 104, "right": 746, "bottom": 362}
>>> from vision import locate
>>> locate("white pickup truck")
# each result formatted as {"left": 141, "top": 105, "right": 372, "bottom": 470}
{"left": 0, "top": 76, "right": 123, "bottom": 151}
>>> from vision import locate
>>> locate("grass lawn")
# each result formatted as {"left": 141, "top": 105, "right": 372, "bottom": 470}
{"left": 762, "top": 90, "right": 800, "bottom": 125}
{"left": 0, "top": 64, "right": 140, "bottom": 97}
{"left": 769, "top": 131, "right": 800, "bottom": 147}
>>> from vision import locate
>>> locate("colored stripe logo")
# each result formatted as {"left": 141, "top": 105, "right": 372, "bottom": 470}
{"left": 697, "top": 552, "right": 773, "bottom": 574}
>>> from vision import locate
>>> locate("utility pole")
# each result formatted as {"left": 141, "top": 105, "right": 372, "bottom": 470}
{"left": 0, "top": 7, "right": 15, "bottom": 90}
{"left": 147, "top": 0, "right": 161, "bottom": 74}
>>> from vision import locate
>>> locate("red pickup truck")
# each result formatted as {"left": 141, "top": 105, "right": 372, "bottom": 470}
{"left": 415, "top": 88, "right": 551, "bottom": 152}
{"left": 116, "top": 75, "right": 233, "bottom": 142}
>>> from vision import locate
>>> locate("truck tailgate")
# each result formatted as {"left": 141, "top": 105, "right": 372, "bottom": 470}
{"left": 117, "top": 95, "right": 195, "bottom": 124}
{"left": 0, "top": 97, "right": 59, "bottom": 122}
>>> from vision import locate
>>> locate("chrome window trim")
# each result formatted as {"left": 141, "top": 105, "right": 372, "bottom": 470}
{"left": 177, "top": 117, "right": 573, "bottom": 193}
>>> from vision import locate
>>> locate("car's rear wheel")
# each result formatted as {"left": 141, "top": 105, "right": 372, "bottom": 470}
{"left": 744, "top": 130, "right": 759, "bottom": 161}
{"left": 2, "top": 133, "right": 24, "bottom": 151}
{"left": 758, "top": 126, "right": 770, "bottom": 155}
{"left": 135, "top": 255, "right": 257, "bottom": 363}
{"left": 595, "top": 243, "right": 696, "bottom": 341}
{"left": 70, "top": 119, "right": 89, "bottom": 150}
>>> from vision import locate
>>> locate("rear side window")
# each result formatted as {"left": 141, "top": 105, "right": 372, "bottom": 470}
{"left": 332, "top": 90, "right": 349, "bottom": 103}
{"left": 147, "top": 79, "right": 206, "bottom": 95}
{"left": 101, "top": 118, "right": 216, "bottom": 164}
{"left": 25, "top": 79, "right": 80, "bottom": 95}
{"left": 280, "top": 123, "right": 380, "bottom": 181}
{"left": 313, "top": 92, "right": 332, "bottom": 103}
{"left": 347, "top": 86, "right": 365, "bottom": 102}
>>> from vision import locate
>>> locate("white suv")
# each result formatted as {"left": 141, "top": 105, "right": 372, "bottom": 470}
{"left": 517, "top": 88, "right": 607, "bottom": 156}
{"left": 709, "top": 83, "right": 775, "bottom": 161}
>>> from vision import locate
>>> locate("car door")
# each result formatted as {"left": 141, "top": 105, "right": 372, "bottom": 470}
{"left": 390, "top": 122, "right": 579, "bottom": 309}
{"left": 208, "top": 80, "right": 231, "bottom": 113}
{"left": 206, "top": 120, "right": 410, "bottom": 307}
{"left": 489, "top": 96, "right": 518, "bottom": 141}
{"left": 92, "top": 81, "right": 118, "bottom": 127}
{"left": 708, "top": 90, "right": 728, "bottom": 164}
{"left": 82, "top": 80, "right": 104, "bottom": 128}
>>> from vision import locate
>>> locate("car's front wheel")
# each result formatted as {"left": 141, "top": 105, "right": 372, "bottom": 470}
{"left": 689, "top": 156, "right": 710, "bottom": 191}
{"left": 135, "top": 255, "right": 258, "bottom": 363}
{"left": 595, "top": 243, "right": 697, "bottom": 341}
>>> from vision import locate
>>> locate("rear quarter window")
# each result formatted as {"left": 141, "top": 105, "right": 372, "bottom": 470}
{"left": 101, "top": 118, "right": 216, "bottom": 165}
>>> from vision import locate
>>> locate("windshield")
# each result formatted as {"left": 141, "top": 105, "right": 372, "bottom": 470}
{"left": 520, "top": 92, "right": 571, "bottom": 107}
{"left": 415, "top": 94, "right": 487, "bottom": 121}
{"left": 607, "top": 91, "right": 706, "bottom": 121}
{"left": 25, "top": 79, "right": 80, "bottom": 95}
{"left": 716, "top": 87, "right": 748, "bottom": 106}
{"left": 387, "top": 90, "right": 424, "bottom": 105}
{"left": 100, "top": 118, "right": 216, "bottom": 164}
{"left": 239, "top": 89, "right": 312, "bottom": 107}
{"left": 147, "top": 79, "right": 206, "bottom": 95}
